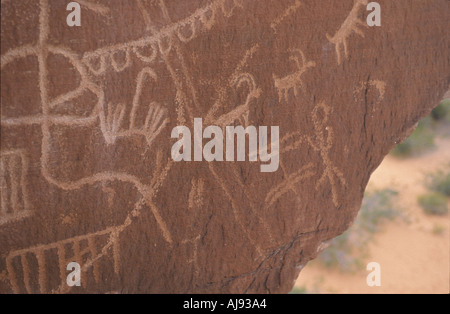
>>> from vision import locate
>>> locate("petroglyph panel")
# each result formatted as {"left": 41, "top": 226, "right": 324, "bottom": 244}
{"left": 5, "top": 226, "right": 120, "bottom": 293}
{"left": 1, "top": 0, "right": 449, "bottom": 294}
{"left": 0, "top": 151, "right": 32, "bottom": 225}
{"left": 326, "top": 0, "right": 369, "bottom": 65}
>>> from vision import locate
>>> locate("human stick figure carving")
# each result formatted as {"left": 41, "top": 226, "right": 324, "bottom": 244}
{"left": 326, "top": 0, "right": 369, "bottom": 65}
{"left": 273, "top": 49, "right": 316, "bottom": 102}
{"left": 307, "top": 102, "right": 347, "bottom": 207}
{"left": 260, "top": 131, "right": 315, "bottom": 209}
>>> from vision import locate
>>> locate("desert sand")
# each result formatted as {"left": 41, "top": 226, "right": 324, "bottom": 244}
{"left": 295, "top": 123, "right": 450, "bottom": 294}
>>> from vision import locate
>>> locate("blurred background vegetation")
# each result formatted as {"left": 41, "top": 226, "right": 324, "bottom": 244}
{"left": 292, "top": 96, "right": 450, "bottom": 294}
{"left": 391, "top": 98, "right": 450, "bottom": 157}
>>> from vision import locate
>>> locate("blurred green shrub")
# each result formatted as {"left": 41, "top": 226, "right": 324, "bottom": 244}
{"left": 417, "top": 192, "right": 448, "bottom": 216}
{"left": 317, "top": 230, "right": 365, "bottom": 273}
{"left": 356, "top": 188, "right": 400, "bottom": 233}
{"left": 289, "top": 286, "right": 309, "bottom": 294}
{"left": 431, "top": 98, "right": 450, "bottom": 121}
{"left": 426, "top": 169, "right": 450, "bottom": 197}
{"left": 391, "top": 117, "right": 435, "bottom": 157}
{"left": 432, "top": 224, "right": 445, "bottom": 235}
{"left": 317, "top": 189, "right": 400, "bottom": 273}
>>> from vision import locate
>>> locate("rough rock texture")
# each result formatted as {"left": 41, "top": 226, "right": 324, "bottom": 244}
{"left": 0, "top": 0, "right": 449, "bottom": 293}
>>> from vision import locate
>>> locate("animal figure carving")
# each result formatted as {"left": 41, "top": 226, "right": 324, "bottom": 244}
{"left": 273, "top": 49, "right": 316, "bottom": 102}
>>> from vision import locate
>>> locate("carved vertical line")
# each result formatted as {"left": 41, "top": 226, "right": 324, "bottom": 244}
{"left": 208, "top": 163, "right": 263, "bottom": 256}
{"left": 88, "top": 236, "right": 100, "bottom": 283}
{"left": 19, "top": 153, "right": 29, "bottom": 211}
{"left": 9, "top": 155, "right": 20, "bottom": 214}
{"left": 35, "top": 250, "right": 47, "bottom": 293}
{"left": 146, "top": 200, "right": 173, "bottom": 245}
{"left": 57, "top": 243, "right": 67, "bottom": 293}
{"left": 136, "top": 0, "right": 156, "bottom": 32}
{"left": 0, "top": 157, "right": 9, "bottom": 216}
{"left": 130, "top": 67, "right": 158, "bottom": 130}
{"left": 111, "top": 232, "right": 120, "bottom": 274}
{"left": 20, "top": 253, "right": 32, "bottom": 294}
{"left": 6, "top": 256, "right": 19, "bottom": 293}
{"left": 73, "top": 239, "right": 81, "bottom": 264}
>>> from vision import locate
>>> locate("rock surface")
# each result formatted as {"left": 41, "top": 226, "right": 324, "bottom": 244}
{"left": 0, "top": 0, "right": 449, "bottom": 293}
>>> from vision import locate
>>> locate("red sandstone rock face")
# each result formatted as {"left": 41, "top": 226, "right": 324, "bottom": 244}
{"left": 0, "top": 0, "right": 448, "bottom": 293}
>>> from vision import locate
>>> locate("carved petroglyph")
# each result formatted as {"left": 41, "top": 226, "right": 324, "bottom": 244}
{"left": 205, "top": 44, "right": 260, "bottom": 126}
{"left": 131, "top": 67, "right": 158, "bottom": 129}
{"left": 189, "top": 178, "right": 205, "bottom": 210}
{"left": 156, "top": 2, "right": 270, "bottom": 258}
{"left": 220, "top": 0, "right": 243, "bottom": 18}
{"left": 102, "top": 103, "right": 126, "bottom": 144}
{"left": 1, "top": 2, "right": 176, "bottom": 290}
{"left": 353, "top": 79, "right": 386, "bottom": 102}
{"left": 133, "top": 42, "right": 158, "bottom": 64}
{"left": 76, "top": 0, "right": 110, "bottom": 17}
{"left": 136, "top": 0, "right": 156, "bottom": 33}
{"left": 202, "top": 43, "right": 279, "bottom": 257}
{"left": 270, "top": 0, "right": 302, "bottom": 33}
{"left": 1, "top": 0, "right": 251, "bottom": 265}
{"left": 50, "top": 198, "right": 155, "bottom": 293}
{"left": 110, "top": 48, "right": 132, "bottom": 72}
{"left": 280, "top": 132, "right": 305, "bottom": 154}
{"left": 85, "top": 0, "right": 244, "bottom": 131}
{"left": 83, "top": 46, "right": 145, "bottom": 76}
{"left": 156, "top": 0, "right": 200, "bottom": 123}
{"left": 307, "top": 102, "right": 346, "bottom": 207}
{"left": 130, "top": 67, "right": 169, "bottom": 147}
{"left": 273, "top": 49, "right": 316, "bottom": 102}
{"left": 138, "top": 1, "right": 272, "bottom": 261}
{"left": 141, "top": 103, "right": 169, "bottom": 147}
{"left": 81, "top": 0, "right": 244, "bottom": 76}
{"left": 176, "top": 18, "right": 198, "bottom": 43}
{"left": 1, "top": 0, "right": 280, "bottom": 292}
{"left": 101, "top": 183, "right": 116, "bottom": 208}
{"left": 0, "top": 150, "right": 32, "bottom": 225}
{"left": 230, "top": 164, "right": 276, "bottom": 245}
{"left": 326, "top": 0, "right": 369, "bottom": 65}
{"left": 208, "top": 163, "right": 263, "bottom": 256}
{"left": 1, "top": 45, "right": 39, "bottom": 70}
{"left": 264, "top": 103, "right": 346, "bottom": 209}
{"left": 265, "top": 163, "right": 315, "bottom": 209}
{"left": 1, "top": 45, "right": 103, "bottom": 127}
{"left": 5, "top": 226, "right": 120, "bottom": 293}
{"left": 99, "top": 67, "right": 169, "bottom": 146}
{"left": 182, "top": 235, "right": 201, "bottom": 275}
{"left": 199, "top": 4, "right": 216, "bottom": 30}
{"left": 214, "top": 73, "right": 262, "bottom": 128}
{"left": 83, "top": 53, "right": 108, "bottom": 75}
{"left": 0, "top": 270, "right": 7, "bottom": 285}
{"left": 262, "top": 132, "right": 311, "bottom": 209}
{"left": 60, "top": 213, "right": 77, "bottom": 225}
